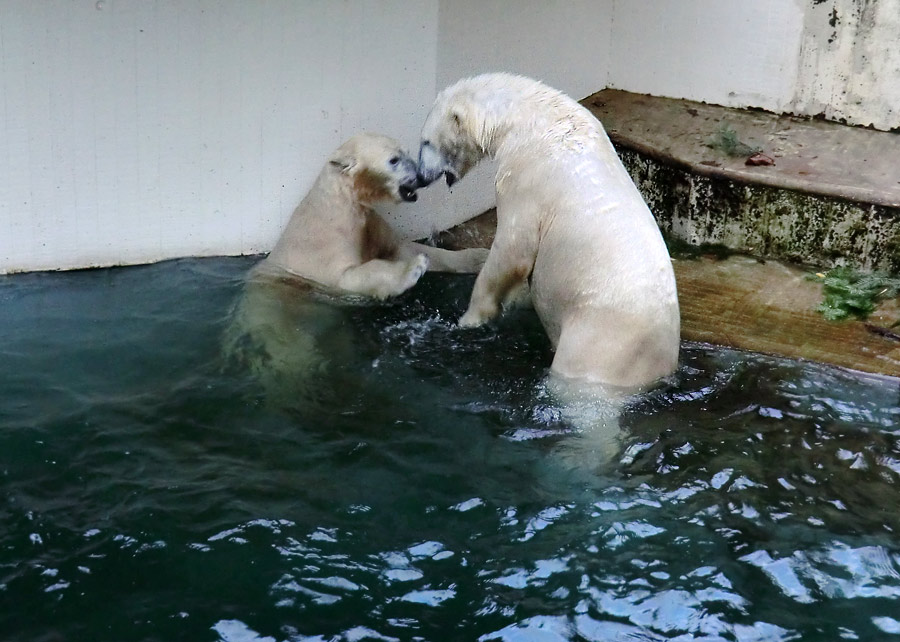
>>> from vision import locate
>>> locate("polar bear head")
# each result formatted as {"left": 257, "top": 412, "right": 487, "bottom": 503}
{"left": 417, "top": 73, "right": 537, "bottom": 188}
{"left": 329, "top": 134, "right": 421, "bottom": 204}
{"left": 416, "top": 78, "right": 501, "bottom": 189}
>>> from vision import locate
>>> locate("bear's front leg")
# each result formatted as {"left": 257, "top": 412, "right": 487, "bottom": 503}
{"left": 338, "top": 254, "right": 429, "bottom": 299}
{"left": 397, "top": 242, "right": 489, "bottom": 274}
{"left": 458, "top": 203, "right": 538, "bottom": 327}
{"left": 458, "top": 293, "right": 500, "bottom": 328}
{"left": 458, "top": 258, "right": 532, "bottom": 327}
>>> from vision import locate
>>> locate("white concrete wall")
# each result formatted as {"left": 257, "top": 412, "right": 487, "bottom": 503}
{"left": 607, "top": 0, "right": 805, "bottom": 114}
{"left": 0, "top": 0, "right": 439, "bottom": 273}
{"left": 1, "top": 1, "right": 897, "bottom": 273}
{"left": 605, "top": 0, "right": 900, "bottom": 130}
{"left": 435, "top": 0, "right": 613, "bottom": 98}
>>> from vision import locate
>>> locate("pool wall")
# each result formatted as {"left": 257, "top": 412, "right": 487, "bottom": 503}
{"left": 1, "top": 0, "right": 898, "bottom": 274}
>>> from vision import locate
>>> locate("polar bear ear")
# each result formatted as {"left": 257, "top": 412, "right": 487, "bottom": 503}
{"left": 450, "top": 109, "right": 464, "bottom": 131}
{"left": 329, "top": 153, "right": 358, "bottom": 174}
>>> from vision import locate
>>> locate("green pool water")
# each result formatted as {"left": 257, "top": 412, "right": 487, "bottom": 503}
{"left": 1, "top": 257, "right": 899, "bottom": 642}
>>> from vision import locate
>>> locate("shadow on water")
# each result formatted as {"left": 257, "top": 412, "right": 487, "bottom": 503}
{"left": 221, "top": 268, "right": 379, "bottom": 417}
{"left": 1, "top": 256, "right": 900, "bottom": 642}
{"left": 221, "top": 265, "right": 639, "bottom": 491}
{"left": 221, "top": 264, "right": 565, "bottom": 434}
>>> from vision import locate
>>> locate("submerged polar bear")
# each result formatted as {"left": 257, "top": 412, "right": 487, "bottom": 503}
{"left": 225, "top": 133, "right": 487, "bottom": 407}
{"left": 417, "top": 73, "right": 680, "bottom": 389}
{"left": 261, "top": 133, "right": 487, "bottom": 297}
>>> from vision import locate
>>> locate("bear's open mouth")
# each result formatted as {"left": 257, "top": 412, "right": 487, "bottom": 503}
{"left": 444, "top": 171, "right": 458, "bottom": 188}
{"left": 399, "top": 184, "right": 418, "bottom": 202}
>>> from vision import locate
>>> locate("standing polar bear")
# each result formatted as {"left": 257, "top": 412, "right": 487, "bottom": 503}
{"left": 417, "top": 73, "right": 680, "bottom": 388}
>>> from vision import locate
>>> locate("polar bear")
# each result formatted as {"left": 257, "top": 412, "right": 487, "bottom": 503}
{"left": 225, "top": 133, "right": 487, "bottom": 408}
{"left": 261, "top": 133, "right": 487, "bottom": 298}
{"left": 417, "top": 73, "right": 680, "bottom": 389}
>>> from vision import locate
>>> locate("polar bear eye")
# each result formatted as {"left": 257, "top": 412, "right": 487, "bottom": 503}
{"left": 389, "top": 156, "right": 400, "bottom": 166}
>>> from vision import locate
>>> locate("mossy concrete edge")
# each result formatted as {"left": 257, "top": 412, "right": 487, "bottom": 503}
{"left": 617, "top": 146, "right": 900, "bottom": 273}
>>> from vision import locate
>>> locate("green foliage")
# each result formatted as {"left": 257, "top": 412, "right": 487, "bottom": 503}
{"left": 809, "top": 267, "right": 900, "bottom": 321}
{"left": 707, "top": 123, "right": 762, "bottom": 158}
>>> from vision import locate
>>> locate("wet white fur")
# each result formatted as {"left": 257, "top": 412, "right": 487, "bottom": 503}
{"left": 264, "top": 133, "right": 487, "bottom": 299}
{"left": 419, "top": 74, "right": 680, "bottom": 388}
{"left": 225, "top": 134, "right": 489, "bottom": 406}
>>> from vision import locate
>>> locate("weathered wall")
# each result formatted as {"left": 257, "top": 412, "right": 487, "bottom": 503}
{"left": 619, "top": 148, "right": 900, "bottom": 272}
{"left": 790, "top": 0, "right": 900, "bottom": 130}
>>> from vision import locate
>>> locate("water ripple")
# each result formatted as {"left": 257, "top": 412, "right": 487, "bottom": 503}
{"left": 3, "top": 259, "right": 900, "bottom": 641}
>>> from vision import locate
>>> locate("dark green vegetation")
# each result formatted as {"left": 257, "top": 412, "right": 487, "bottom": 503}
{"left": 1, "top": 257, "right": 899, "bottom": 641}
{"left": 809, "top": 266, "right": 900, "bottom": 322}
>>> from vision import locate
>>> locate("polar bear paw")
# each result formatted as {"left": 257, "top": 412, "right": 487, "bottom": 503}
{"left": 458, "top": 310, "right": 483, "bottom": 328}
{"left": 458, "top": 300, "right": 498, "bottom": 328}
{"left": 400, "top": 253, "right": 429, "bottom": 293}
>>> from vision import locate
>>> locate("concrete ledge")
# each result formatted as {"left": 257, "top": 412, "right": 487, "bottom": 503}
{"left": 584, "top": 90, "right": 900, "bottom": 272}
{"left": 435, "top": 213, "right": 900, "bottom": 379}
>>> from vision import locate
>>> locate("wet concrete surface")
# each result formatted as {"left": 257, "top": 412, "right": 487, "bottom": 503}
{"left": 586, "top": 89, "right": 900, "bottom": 208}
{"left": 675, "top": 255, "right": 900, "bottom": 377}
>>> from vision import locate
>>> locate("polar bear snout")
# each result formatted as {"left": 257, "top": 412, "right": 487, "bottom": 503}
{"left": 416, "top": 141, "right": 458, "bottom": 189}
{"left": 416, "top": 141, "right": 443, "bottom": 187}
{"left": 398, "top": 180, "right": 418, "bottom": 202}
{"left": 379, "top": 149, "right": 417, "bottom": 203}
{"left": 389, "top": 153, "right": 421, "bottom": 203}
